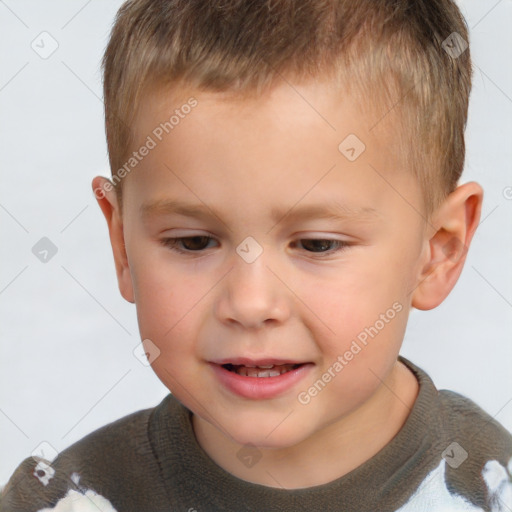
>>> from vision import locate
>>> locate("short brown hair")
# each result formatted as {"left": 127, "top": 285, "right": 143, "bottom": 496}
{"left": 102, "top": 0, "right": 472, "bottom": 217}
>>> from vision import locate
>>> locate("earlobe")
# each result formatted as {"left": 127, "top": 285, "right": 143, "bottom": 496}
{"left": 91, "top": 176, "right": 135, "bottom": 304}
{"left": 411, "top": 182, "right": 483, "bottom": 310}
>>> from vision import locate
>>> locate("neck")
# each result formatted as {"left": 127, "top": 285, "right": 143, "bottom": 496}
{"left": 192, "top": 360, "right": 419, "bottom": 489}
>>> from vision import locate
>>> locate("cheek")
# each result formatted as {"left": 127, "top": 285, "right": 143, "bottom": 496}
{"left": 307, "top": 303, "right": 409, "bottom": 412}
{"left": 296, "top": 255, "right": 411, "bottom": 361}
{"left": 131, "top": 265, "right": 207, "bottom": 395}
{"left": 297, "top": 261, "right": 398, "bottom": 321}
{"left": 129, "top": 254, "right": 202, "bottom": 342}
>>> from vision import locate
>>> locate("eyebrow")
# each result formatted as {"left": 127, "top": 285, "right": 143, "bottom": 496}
{"left": 140, "top": 199, "right": 381, "bottom": 225}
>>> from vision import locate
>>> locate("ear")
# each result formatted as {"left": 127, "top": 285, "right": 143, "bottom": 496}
{"left": 411, "top": 181, "right": 483, "bottom": 310}
{"left": 92, "top": 176, "right": 135, "bottom": 304}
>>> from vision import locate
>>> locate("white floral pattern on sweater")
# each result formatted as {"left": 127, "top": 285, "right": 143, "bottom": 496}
{"left": 34, "top": 473, "right": 117, "bottom": 512}
{"left": 36, "top": 489, "right": 117, "bottom": 512}
{"left": 397, "top": 458, "right": 512, "bottom": 511}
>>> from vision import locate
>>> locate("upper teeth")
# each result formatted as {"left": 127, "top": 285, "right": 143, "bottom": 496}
{"left": 233, "top": 364, "right": 296, "bottom": 377}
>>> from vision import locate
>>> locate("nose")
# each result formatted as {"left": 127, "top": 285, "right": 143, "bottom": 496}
{"left": 214, "top": 250, "right": 291, "bottom": 329}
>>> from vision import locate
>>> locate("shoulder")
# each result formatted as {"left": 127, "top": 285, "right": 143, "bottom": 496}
{"left": 438, "top": 388, "right": 512, "bottom": 461}
{"left": 0, "top": 401, "right": 167, "bottom": 512}
{"left": 401, "top": 356, "right": 512, "bottom": 462}
{"left": 437, "top": 388, "right": 512, "bottom": 510}
{"left": 397, "top": 357, "right": 512, "bottom": 511}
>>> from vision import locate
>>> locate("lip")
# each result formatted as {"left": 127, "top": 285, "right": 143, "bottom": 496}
{"left": 210, "top": 361, "right": 313, "bottom": 400}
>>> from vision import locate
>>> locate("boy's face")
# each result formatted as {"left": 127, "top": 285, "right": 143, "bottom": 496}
{"left": 114, "top": 80, "right": 430, "bottom": 448}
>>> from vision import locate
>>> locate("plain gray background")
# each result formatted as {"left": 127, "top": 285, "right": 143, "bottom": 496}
{"left": 1, "top": 0, "right": 511, "bottom": 486}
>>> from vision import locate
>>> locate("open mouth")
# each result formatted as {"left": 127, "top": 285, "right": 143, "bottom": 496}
{"left": 212, "top": 360, "right": 313, "bottom": 399}
{"left": 221, "top": 363, "right": 303, "bottom": 377}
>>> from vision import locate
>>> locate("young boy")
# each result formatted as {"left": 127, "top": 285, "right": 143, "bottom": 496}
{"left": 2, "top": 0, "right": 511, "bottom": 510}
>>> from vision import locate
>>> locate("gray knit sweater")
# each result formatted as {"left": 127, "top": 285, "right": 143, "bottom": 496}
{"left": 2, "top": 356, "right": 511, "bottom": 511}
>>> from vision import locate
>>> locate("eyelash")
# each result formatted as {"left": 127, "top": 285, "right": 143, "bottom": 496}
{"left": 160, "top": 236, "right": 350, "bottom": 257}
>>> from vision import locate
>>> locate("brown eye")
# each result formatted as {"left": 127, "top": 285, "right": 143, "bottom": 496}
{"left": 300, "top": 239, "right": 338, "bottom": 252}
{"left": 180, "top": 236, "right": 212, "bottom": 250}
{"left": 162, "top": 236, "right": 216, "bottom": 253}
{"left": 290, "top": 238, "right": 350, "bottom": 257}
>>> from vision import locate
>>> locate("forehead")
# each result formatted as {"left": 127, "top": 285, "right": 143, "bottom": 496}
{"left": 123, "top": 79, "right": 420, "bottom": 223}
